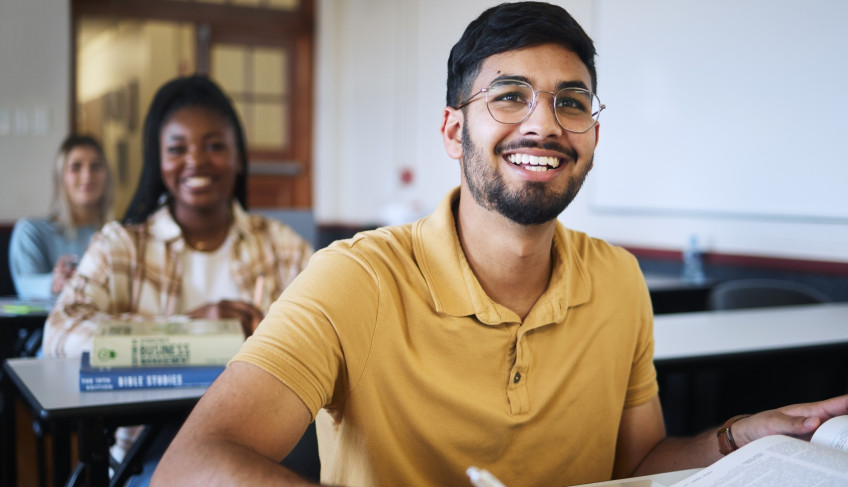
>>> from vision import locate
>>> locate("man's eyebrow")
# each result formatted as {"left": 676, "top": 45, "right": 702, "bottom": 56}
{"left": 487, "top": 74, "right": 590, "bottom": 91}
{"left": 557, "top": 80, "right": 590, "bottom": 91}
{"left": 489, "top": 74, "right": 531, "bottom": 84}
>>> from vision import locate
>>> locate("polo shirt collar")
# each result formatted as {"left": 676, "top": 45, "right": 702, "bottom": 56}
{"left": 414, "top": 188, "right": 591, "bottom": 325}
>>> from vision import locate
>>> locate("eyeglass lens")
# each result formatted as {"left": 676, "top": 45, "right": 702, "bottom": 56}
{"left": 485, "top": 80, "right": 602, "bottom": 133}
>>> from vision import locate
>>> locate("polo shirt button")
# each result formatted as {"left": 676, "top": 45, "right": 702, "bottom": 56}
{"left": 513, "top": 372, "right": 521, "bottom": 383}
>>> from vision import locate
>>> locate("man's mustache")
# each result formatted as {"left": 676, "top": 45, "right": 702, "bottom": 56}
{"left": 494, "top": 139, "right": 577, "bottom": 161}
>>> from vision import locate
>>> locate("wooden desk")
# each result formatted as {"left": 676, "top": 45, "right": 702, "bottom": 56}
{"left": 653, "top": 303, "right": 848, "bottom": 435}
{"left": 0, "top": 296, "right": 51, "bottom": 486}
{"left": 3, "top": 357, "right": 206, "bottom": 487}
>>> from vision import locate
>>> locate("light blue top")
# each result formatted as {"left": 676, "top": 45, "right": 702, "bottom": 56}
{"left": 8, "top": 217, "right": 98, "bottom": 298}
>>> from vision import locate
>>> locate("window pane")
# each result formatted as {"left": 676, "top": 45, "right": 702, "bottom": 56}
{"left": 267, "top": 0, "right": 300, "bottom": 10}
{"left": 253, "top": 48, "right": 286, "bottom": 95}
{"left": 251, "top": 102, "right": 287, "bottom": 150}
{"left": 232, "top": 100, "right": 250, "bottom": 137}
{"left": 212, "top": 44, "right": 247, "bottom": 93}
{"left": 164, "top": 0, "right": 300, "bottom": 11}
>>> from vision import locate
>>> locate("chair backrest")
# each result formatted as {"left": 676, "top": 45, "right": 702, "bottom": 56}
{"left": 708, "top": 278, "right": 831, "bottom": 311}
{"left": 251, "top": 209, "right": 317, "bottom": 248}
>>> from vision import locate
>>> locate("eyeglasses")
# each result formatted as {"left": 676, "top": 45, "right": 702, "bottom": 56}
{"left": 455, "top": 79, "right": 605, "bottom": 134}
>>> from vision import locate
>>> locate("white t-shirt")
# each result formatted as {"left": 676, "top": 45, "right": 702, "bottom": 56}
{"left": 180, "top": 235, "right": 242, "bottom": 313}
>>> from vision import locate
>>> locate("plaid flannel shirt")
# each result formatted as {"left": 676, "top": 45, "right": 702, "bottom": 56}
{"left": 43, "top": 202, "right": 313, "bottom": 358}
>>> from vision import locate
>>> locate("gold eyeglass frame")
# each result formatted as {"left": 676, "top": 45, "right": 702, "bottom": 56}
{"left": 455, "top": 79, "right": 605, "bottom": 134}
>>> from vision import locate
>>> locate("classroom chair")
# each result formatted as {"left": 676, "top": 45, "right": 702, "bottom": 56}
{"left": 707, "top": 278, "right": 831, "bottom": 311}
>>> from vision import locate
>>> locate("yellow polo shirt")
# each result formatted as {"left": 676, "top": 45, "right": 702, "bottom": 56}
{"left": 236, "top": 187, "right": 658, "bottom": 486}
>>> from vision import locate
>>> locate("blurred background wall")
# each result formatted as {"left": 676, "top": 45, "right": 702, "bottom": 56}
{"left": 2, "top": 0, "right": 847, "bottom": 267}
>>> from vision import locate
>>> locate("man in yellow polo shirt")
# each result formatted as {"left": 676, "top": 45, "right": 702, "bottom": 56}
{"left": 153, "top": 2, "right": 848, "bottom": 486}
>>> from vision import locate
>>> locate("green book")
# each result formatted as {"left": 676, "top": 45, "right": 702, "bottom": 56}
{"left": 90, "top": 319, "right": 245, "bottom": 368}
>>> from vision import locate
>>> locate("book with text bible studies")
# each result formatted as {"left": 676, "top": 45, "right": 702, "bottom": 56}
{"left": 79, "top": 351, "right": 225, "bottom": 391}
{"left": 670, "top": 415, "right": 848, "bottom": 486}
{"left": 90, "top": 319, "right": 244, "bottom": 367}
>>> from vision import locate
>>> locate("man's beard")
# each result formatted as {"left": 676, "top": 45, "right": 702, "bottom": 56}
{"left": 460, "top": 123, "right": 592, "bottom": 226}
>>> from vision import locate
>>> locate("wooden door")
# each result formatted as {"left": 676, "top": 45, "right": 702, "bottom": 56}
{"left": 73, "top": 0, "right": 314, "bottom": 212}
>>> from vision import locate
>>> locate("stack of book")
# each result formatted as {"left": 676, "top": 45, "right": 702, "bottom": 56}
{"left": 79, "top": 319, "right": 245, "bottom": 392}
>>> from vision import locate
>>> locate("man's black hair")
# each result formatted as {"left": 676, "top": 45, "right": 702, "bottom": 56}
{"left": 123, "top": 74, "right": 249, "bottom": 224}
{"left": 446, "top": 1, "right": 597, "bottom": 108}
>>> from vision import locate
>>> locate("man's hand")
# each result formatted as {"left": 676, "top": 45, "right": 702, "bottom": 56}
{"left": 189, "top": 300, "right": 265, "bottom": 337}
{"left": 730, "top": 394, "right": 848, "bottom": 448}
{"left": 629, "top": 394, "right": 848, "bottom": 476}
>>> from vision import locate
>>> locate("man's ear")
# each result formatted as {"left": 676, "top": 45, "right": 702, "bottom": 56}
{"left": 593, "top": 122, "right": 600, "bottom": 151}
{"left": 589, "top": 122, "right": 599, "bottom": 171}
{"left": 441, "top": 107, "right": 464, "bottom": 160}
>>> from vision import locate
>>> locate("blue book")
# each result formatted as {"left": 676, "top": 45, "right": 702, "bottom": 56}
{"left": 79, "top": 351, "right": 225, "bottom": 392}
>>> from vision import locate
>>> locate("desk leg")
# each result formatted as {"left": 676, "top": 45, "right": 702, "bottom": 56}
{"left": 76, "top": 418, "right": 110, "bottom": 487}
{"left": 1, "top": 365, "right": 18, "bottom": 487}
{"left": 52, "top": 421, "right": 71, "bottom": 487}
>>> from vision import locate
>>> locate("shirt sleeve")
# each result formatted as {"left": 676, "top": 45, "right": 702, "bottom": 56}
{"left": 624, "top": 259, "right": 660, "bottom": 408}
{"left": 234, "top": 244, "right": 379, "bottom": 418}
{"left": 9, "top": 218, "right": 54, "bottom": 299}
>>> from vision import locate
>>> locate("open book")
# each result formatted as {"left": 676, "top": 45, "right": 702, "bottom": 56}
{"left": 670, "top": 415, "right": 848, "bottom": 486}
{"left": 568, "top": 416, "right": 848, "bottom": 487}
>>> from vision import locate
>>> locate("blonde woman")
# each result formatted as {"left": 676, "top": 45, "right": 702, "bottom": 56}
{"left": 9, "top": 135, "right": 113, "bottom": 298}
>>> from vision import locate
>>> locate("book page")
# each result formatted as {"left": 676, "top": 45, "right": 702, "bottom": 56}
{"left": 670, "top": 435, "right": 848, "bottom": 487}
{"left": 570, "top": 468, "right": 700, "bottom": 487}
{"left": 811, "top": 415, "right": 848, "bottom": 452}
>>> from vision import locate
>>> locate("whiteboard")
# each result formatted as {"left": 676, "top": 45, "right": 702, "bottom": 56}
{"left": 590, "top": 0, "right": 848, "bottom": 221}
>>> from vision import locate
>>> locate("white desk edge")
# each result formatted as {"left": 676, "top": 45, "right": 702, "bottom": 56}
{"left": 654, "top": 302, "right": 848, "bottom": 361}
{"left": 5, "top": 357, "right": 206, "bottom": 412}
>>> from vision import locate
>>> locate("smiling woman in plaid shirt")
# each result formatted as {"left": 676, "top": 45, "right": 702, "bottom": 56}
{"left": 44, "top": 75, "right": 313, "bottom": 359}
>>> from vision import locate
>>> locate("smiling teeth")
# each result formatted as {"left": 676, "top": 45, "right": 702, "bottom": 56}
{"left": 183, "top": 176, "right": 212, "bottom": 188}
{"left": 507, "top": 154, "right": 561, "bottom": 170}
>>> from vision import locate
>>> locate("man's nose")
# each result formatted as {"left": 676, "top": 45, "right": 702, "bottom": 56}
{"left": 520, "top": 91, "right": 563, "bottom": 138}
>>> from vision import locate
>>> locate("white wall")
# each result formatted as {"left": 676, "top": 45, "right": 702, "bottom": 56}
{"left": 2, "top": 0, "right": 846, "bottom": 263}
{"left": 0, "top": 0, "right": 70, "bottom": 221}
{"left": 314, "top": 0, "right": 848, "bottom": 263}
{"left": 575, "top": 0, "right": 848, "bottom": 263}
